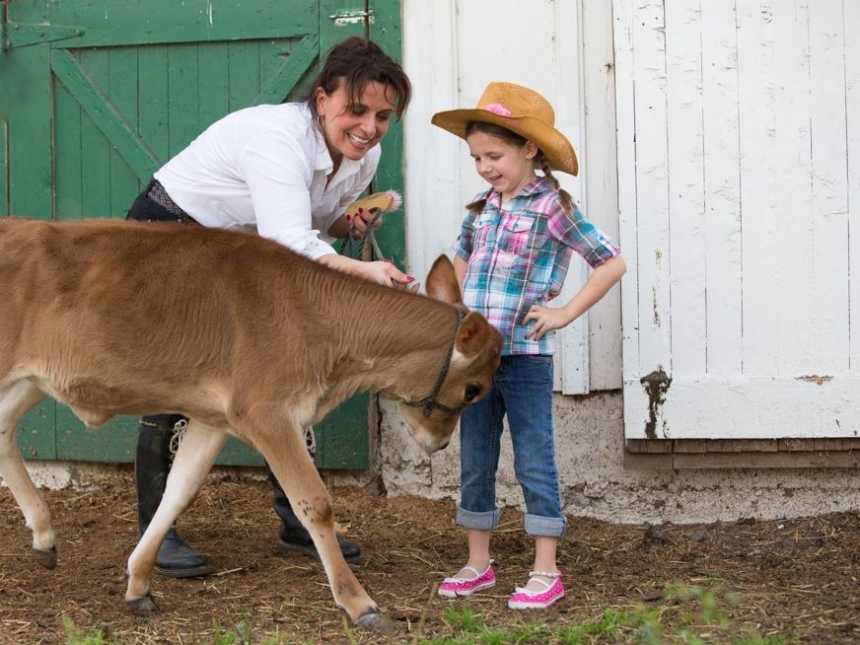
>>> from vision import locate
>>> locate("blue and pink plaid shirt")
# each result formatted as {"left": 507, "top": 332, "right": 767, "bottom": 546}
{"left": 454, "top": 177, "right": 620, "bottom": 356}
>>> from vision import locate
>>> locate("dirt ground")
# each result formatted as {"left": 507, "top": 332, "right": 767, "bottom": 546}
{"left": 2, "top": 470, "right": 860, "bottom": 644}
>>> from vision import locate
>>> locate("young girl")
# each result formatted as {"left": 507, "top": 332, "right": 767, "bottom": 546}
{"left": 430, "top": 82, "right": 625, "bottom": 609}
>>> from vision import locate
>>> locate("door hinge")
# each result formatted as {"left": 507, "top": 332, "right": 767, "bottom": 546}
{"left": 2, "top": 21, "right": 82, "bottom": 52}
{"left": 328, "top": 9, "right": 375, "bottom": 26}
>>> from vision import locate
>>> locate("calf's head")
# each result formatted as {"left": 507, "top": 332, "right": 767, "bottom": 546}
{"left": 397, "top": 256, "right": 502, "bottom": 453}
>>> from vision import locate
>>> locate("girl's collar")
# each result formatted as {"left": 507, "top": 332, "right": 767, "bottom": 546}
{"left": 486, "top": 176, "right": 551, "bottom": 206}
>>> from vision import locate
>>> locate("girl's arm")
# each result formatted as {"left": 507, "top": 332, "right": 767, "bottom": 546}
{"left": 523, "top": 255, "right": 626, "bottom": 340}
{"left": 453, "top": 254, "right": 468, "bottom": 289}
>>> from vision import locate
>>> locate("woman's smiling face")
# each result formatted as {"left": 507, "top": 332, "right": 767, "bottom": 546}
{"left": 315, "top": 79, "right": 396, "bottom": 164}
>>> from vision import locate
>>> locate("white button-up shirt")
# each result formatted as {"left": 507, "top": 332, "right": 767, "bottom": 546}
{"left": 154, "top": 102, "right": 379, "bottom": 259}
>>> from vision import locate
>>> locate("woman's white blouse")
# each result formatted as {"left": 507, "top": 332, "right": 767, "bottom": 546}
{"left": 154, "top": 102, "right": 380, "bottom": 259}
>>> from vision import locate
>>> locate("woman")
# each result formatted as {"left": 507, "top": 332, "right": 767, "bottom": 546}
{"left": 127, "top": 36, "right": 411, "bottom": 577}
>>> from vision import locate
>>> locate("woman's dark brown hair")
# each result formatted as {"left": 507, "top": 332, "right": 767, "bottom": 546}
{"left": 463, "top": 121, "right": 574, "bottom": 213}
{"left": 305, "top": 37, "right": 411, "bottom": 119}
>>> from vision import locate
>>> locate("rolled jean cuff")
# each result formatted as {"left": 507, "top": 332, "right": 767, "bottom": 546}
{"left": 456, "top": 506, "right": 501, "bottom": 531}
{"left": 524, "top": 513, "right": 566, "bottom": 537}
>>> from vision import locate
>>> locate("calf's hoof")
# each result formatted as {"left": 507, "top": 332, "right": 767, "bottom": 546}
{"left": 127, "top": 593, "right": 159, "bottom": 616}
{"left": 355, "top": 608, "right": 396, "bottom": 633}
{"left": 32, "top": 546, "right": 57, "bottom": 569}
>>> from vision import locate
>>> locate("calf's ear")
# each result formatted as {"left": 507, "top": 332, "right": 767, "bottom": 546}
{"left": 455, "top": 312, "right": 490, "bottom": 356}
{"left": 425, "top": 255, "right": 462, "bottom": 305}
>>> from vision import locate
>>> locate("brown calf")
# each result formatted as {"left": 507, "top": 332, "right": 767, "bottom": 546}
{"left": 0, "top": 217, "right": 502, "bottom": 630}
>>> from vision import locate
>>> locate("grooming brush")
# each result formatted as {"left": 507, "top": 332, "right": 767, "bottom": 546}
{"left": 343, "top": 191, "right": 419, "bottom": 292}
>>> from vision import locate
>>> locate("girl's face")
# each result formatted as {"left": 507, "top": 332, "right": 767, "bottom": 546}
{"left": 315, "top": 80, "right": 396, "bottom": 165}
{"left": 466, "top": 130, "right": 538, "bottom": 201}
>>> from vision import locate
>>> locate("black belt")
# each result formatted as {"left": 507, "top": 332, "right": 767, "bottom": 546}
{"left": 145, "top": 179, "right": 197, "bottom": 223}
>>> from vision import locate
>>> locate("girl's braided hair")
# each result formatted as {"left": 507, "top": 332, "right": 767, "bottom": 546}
{"left": 464, "top": 121, "right": 574, "bottom": 214}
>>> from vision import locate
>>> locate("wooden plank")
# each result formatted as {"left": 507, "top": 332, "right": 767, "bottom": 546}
{"left": 56, "top": 415, "right": 138, "bottom": 463}
{"left": 76, "top": 48, "right": 111, "bottom": 217}
{"left": 701, "top": 0, "right": 742, "bottom": 378}
{"left": 227, "top": 40, "right": 260, "bottom": 113}
{"left": 623, "top": 451, "right": 674, "bottom": 470}
{"left": 369, "top": 0, "right": 406, "bottom": 269}
{"left": 664, "top": 0, "right": 706, "bottom": 379}
{"left": 850, "top": 0, "right": 860, "bottom": 376}
{"left": 0, "top": 117, "right": 7, "bottom": 216}
{"left": 736, "top": 0, "right": 779, "bottom": 377}
{"left": 108, "top": 46, "right": 141, "bottom": 216}
{"left": 18, "top": 402, "right": 57, "bottom": 462}
{"left": 808, "top": 1, "right": 849, "bottom": 376}
{"left": 167, "top": 43, "right": 202, "bottom": 157}
{"left": 673, "top": 451, "right": 860, "bottom": 470}
{"left": 2, "top": 14, "right": 53, "bottom": 218}
{"left": 630, "top": 0, "right": 672, "bottom": 379}
{"left": 48, "top": 1, "right": 317, "bottom": 49}
{"left": 657, "top": 375, "right": 860, "bottom": 439}
{"left": 50, "top": 49, "right": 160, "bottom": 185}
{"left": 582, "top": 0, "right": 623, "bottom": 391}
{"left": 54, "top": 81, "right": 83, "bottom": 220}
{"left": 401, "top": 0, "right": 460, "bottom": 287}
{"left": 254, "top": 34, "right": 319, "bottom": 106}
{"left": 197, "top": 42, "right": 231, "bottom": 133}
{"left": 614, "top": 0, "right": 651, "bottom": 438}
{"left": 137, "top": 45, "right": 170, "bottom": 166}
{"left": 553, "top": 0, "right": 589, "bottom": 395}
{"left": 773, "top": 2, "right": 814, "bottom": 377}
{"left": 619, "top": 437, "right": 858, "bottom": 456}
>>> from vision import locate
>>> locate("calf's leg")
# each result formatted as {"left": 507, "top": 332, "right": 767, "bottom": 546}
{"left": 0, "top": 381, "right": 56, "bottom": 567}
{"left": 125, "top": 420, "right": 225, "bottom": 614}
{"left": 247, "top": 418, "right": 392, "bottom": 631}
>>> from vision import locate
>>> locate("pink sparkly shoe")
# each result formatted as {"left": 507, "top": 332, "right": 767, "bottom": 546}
{"left": 438, "top": 562, "right": 496, "bottom": 598}
{"left": 507, "top": 571, "right": 564, "bottom": 609}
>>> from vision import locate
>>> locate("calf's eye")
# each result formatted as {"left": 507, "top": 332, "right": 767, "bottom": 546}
{"left": 464, "top": 384, "right": 481, "bottom": 402}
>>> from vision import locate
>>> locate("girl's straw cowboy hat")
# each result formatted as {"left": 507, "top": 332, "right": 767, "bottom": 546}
{"left": 431, "top": 82, "right": 578, "bottom": 176}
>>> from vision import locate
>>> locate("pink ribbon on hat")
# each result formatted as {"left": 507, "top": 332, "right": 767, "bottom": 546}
{"left": 483, "top": 103, "right": 511, "bottom": 117}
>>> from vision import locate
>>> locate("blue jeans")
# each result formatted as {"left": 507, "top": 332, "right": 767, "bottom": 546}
{"left": 457, "top": 355, "right": 565, "bottom": 537}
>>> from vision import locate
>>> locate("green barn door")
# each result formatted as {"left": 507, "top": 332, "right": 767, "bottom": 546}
{"left": 0, "top": 0, "right": 404, "bottom": 470}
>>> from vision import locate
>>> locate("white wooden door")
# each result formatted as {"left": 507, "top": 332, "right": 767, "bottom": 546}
{"left": 614, "top": 0, "right": 860, "bottom": 439}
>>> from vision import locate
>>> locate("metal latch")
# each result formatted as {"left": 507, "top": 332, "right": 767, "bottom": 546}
{"left": 328, "top": 9, "right": 375, "bottom": 26}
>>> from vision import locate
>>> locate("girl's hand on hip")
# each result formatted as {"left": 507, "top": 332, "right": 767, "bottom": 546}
{"left": 523, "top": 305, "right": 570, "bottom": 340}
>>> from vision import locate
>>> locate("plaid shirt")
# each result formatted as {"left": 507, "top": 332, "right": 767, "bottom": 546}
{"left": 454, "top": 177, "right": 620, "bottom": 355}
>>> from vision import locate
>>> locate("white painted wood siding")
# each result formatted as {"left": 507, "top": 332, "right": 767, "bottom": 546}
{"left": 402, "top": 0, "right": 622, "bottom": 394}
{"left": 615, "top": 0, "right": 860, "bottom": 439}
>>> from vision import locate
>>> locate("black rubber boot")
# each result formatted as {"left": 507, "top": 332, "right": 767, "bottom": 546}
{"left": 267, "top": 465, "right": 362, "bottom": 564}
{"left": 136, "top": 415, "right": 215, "bottom": 578}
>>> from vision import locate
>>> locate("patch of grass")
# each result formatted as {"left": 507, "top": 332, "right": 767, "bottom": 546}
{"left": 420, "top": 583, "right": 795, "bottom": 644}
{"left": 63, "top": 617, "right": 115, "bottom": 645}
{"left": 209, "top": 619, "right": 299, "bottom": 645}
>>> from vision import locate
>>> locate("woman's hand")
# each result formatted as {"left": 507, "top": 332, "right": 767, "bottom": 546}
{"left": 348, "top": 209, "right": 383, "bottom": 239}
{"left": 361, "top": 260, "right": 410, "bottom": 286}
{"left": 523, "top": 306, "right": 571, "bottom": 341}
{"left": 317, "top": 253, "right": 411, "bottom": 287}
{"left": 328, "top": 211, "right": 383, "bottom": 240}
